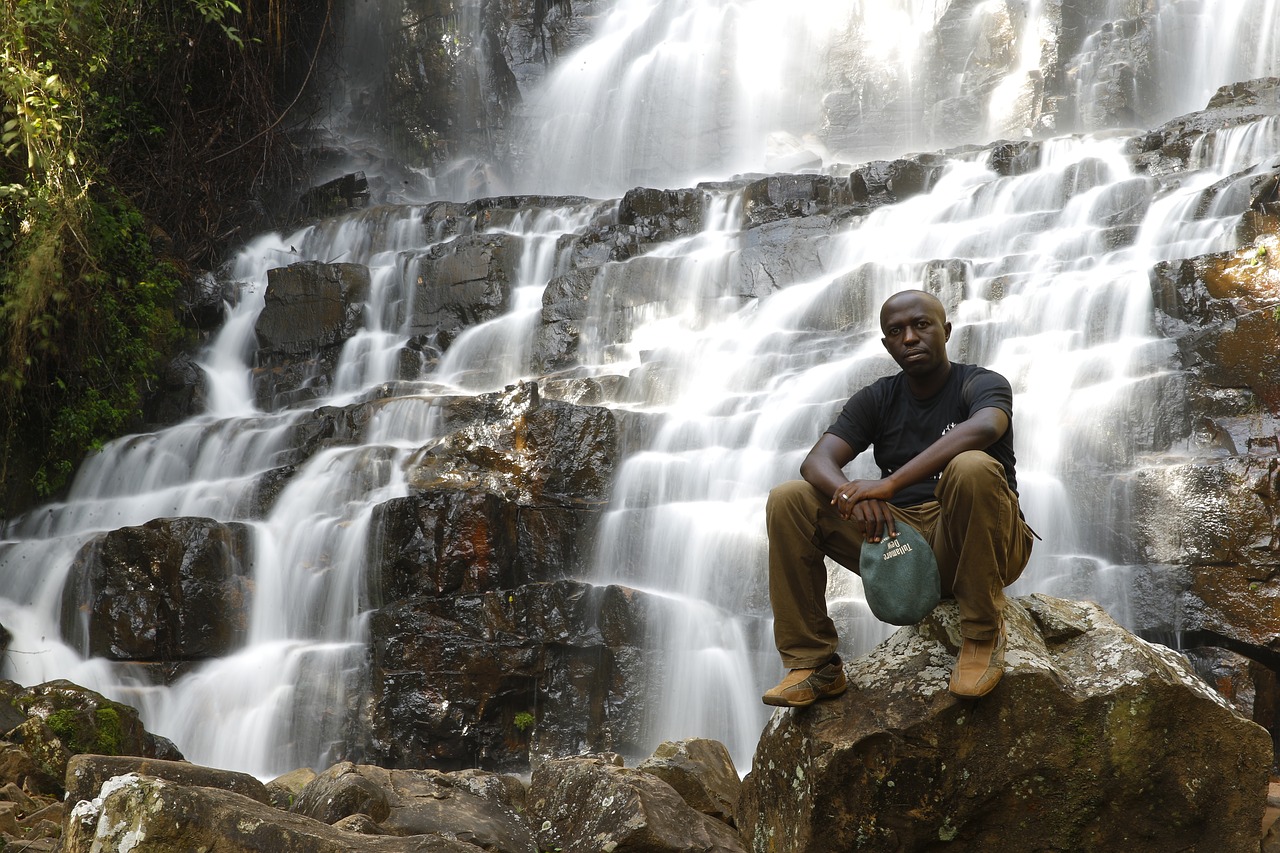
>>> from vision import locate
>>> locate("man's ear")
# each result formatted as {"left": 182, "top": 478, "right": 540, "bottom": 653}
{"left": 880, "top": 335, "right": 890, "bottom": 352}
{"left": 944, "top": 321, "right": 952, "bottom": 341}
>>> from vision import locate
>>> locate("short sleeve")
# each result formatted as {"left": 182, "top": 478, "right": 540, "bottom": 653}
{"left": 825, "top": 382, "right": 880, "bottom": 456}
{"left": 961, "top": 368, "right": 1013, "bottom": 419}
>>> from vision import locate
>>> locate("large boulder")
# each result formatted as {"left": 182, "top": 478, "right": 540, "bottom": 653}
{"left": 528, "top": 756, "right": 746, "bottom": 853}
{"left": 619, "top": 187, "right": 705, "bottom": 244}
{"left": 64, "top": 753, "right": 271, "bottom": 805}
{"left": 250, "top": 260, "right": 373, "bottom": 408}
{"left": 257, "top": 261, "right": 371, "bottom": 356}
{"left": 737, "top": 595, "right": 1271, "bottom": 852}
{"left": 62, "top": 774, "right": 486, "bottom": 853}
{"left": 636, "top": 737, "right": 741, "bottom": 827}
{"left": 293, "top": 763, "right": 535, "bottom": 851}
{"left": 59, "top": 517, "right": 253, "bottom": 662}
{"left": 402, "top": 233, "right": 518, "bottom": 348}
{"left": 6, "top": 680, "right": 182, "bottom": 797}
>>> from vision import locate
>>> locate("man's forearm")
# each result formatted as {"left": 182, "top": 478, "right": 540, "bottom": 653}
{"left": 885, "top": 409, "right": 1007, "bottom": 493}
{"left": 799, "top": 434, "right": 858, "bottom": 499}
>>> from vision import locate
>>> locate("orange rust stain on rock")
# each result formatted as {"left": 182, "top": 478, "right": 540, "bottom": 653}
{"left": 1204, "top": 236, "right": 1280, "bottom": 409}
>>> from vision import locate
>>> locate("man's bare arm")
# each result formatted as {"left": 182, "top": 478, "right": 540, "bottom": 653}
{"left": 825, "top": 407, "right": 1010, "bottom": 539}
{"left": 799, "top": 433, "right": 858, "bottom": 500}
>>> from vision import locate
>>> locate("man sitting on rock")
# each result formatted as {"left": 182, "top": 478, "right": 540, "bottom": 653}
{"left": 763, "top": 289, "right": 1036, "bottom": 705}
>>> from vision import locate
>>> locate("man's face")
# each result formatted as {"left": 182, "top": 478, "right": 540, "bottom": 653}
{"left": 880, "top": 293, "right": 952, "bottom": 377}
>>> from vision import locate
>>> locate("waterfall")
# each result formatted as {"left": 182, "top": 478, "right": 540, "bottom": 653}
{"left": 1, "top": 0, "right": 1279, "bottom": 777}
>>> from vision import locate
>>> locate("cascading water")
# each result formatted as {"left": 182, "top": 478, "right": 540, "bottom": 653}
{"left": 1, "top": 0, "right": 1278, "bottom": 777}
{"left": 0, "top": 202, "right": 607, "bottom": 778}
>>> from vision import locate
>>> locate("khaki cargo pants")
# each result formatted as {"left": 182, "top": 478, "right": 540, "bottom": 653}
{"left": 767, "top": 450, "right": 1034, "bottom": 670}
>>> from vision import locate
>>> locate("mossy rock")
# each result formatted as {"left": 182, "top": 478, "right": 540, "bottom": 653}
{"left": 10, "top": 679, "right": 182, "bottom": 791}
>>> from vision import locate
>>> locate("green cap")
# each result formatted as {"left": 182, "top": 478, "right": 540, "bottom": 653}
{"left": 858, "top": 521, "right": 941, "bottom": 625}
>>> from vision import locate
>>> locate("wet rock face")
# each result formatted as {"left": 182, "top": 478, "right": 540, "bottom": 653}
{"left": 361, "top": 382, "right": 647, "bottom": 771}
{"left": 59, "top": 517, "right": 253, "bottom": 662}
{"left": 253, "top": 261, "right": 373, "bottom": 408}
{"left": 258, "top": 261, "right": 371, "bottom": 356}
{"left": 1145, "top": 231, "right": 1280, "bottom": 663}
{"left": 403, "top": 233, "right": 518, "bottom": 348}
{"left": 363, "top": 580, "right": 653, "bottom": 772}
{"left": 1129, "top": 77, "right": 1280, "bottom": 176}
{"left": 620, "top": 187, "right": 704, "bottom": 243}
{"left": 737, "top": 596, "right": 1272, "bottom": 853}
{"left": 532, "top": 266, "right": 599, "bottom": 373}
{"left": 423, "top": 382, "right": 619, "bottom": 506}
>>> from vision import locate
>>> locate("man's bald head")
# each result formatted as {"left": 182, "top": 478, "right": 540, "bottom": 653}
{"left": 879, "top": 290, "right": 947, "bottom": 334}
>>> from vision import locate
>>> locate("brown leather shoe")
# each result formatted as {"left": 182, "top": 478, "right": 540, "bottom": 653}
{"left": 949, "top": 620, "right": 1006, "bottom": 698}
{"left": 762, "top": 656, "right": 848, "bottom": 707}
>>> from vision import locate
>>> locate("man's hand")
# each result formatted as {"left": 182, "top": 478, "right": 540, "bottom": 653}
{"left": 833, "top": 480, "right": 897, "bottom": 542}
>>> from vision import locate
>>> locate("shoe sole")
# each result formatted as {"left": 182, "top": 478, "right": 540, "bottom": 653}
{"left": 948, "top": 667, "right": 1002, "bottom": 698}
{"left": 762, "top": 678, "right": 848, "bottom": 708}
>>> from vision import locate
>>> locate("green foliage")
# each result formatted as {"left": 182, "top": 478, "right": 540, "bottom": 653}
{"left": 192, "top": 0, "right": 247, "bottom": 46}
{"left": 514, "top": 711, "right": 536, "bottom": 732}
{"left": 28, "top": 190, "right": 183, "bottom": 496}
{"left": 0, "top": 0, "right": 255, "bottom": 504}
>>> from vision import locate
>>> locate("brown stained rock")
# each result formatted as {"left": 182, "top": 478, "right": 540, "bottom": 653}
{"left": 64, "top": 754, "right": 271, "bottom": 806}
{"left": 637, "top": 738, "right": 740, "bottom": 826}
{"left": 737, "top": 595, "right": 1271, "bottom": 853}
{"left": 529, "top": 757, "right": 746, "bottom": 853}
{"left": 1144, "top": 234, "right": 1280, "bottom": 661}
{"left": 62, "top": 774, "right": 485, "bottom": 853}
{"left": 400, "top": 382, "right": 617, "bottom": 509}
{"left": 1153, "top": 232, "right": 1280, "bottom": 411}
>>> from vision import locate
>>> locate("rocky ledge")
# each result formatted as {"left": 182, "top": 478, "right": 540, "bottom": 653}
{"left": 0, "top": 595, "right": 1272, "bottom": 852}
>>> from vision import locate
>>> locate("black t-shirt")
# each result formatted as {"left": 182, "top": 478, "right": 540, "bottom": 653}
{"left": 825, "top": 363, "right": 1018, "bottom": 507}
